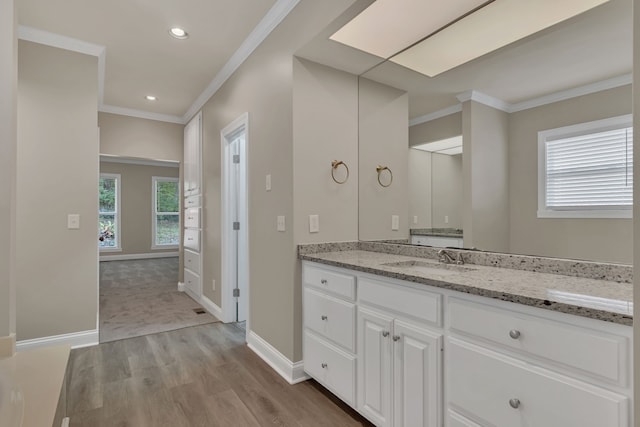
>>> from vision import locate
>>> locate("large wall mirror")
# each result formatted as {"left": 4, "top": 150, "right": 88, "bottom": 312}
{"left": 297, "top": 0, "right": 632, "bottom": 264}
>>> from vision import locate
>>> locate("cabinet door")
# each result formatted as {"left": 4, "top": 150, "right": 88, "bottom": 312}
{"left": 358, "top": 307, "right": 393, "bottom": 427}
{"left": 393, "top": 320, "right": 442, "bottom": 427}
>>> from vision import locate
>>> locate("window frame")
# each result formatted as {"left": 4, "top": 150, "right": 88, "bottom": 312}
{"left": 152, "top": 176, "right": 180, "bottom": 250}
{"left": 537, "top": 114, "right": 633, "bottom": 219}
{"left": 99, "top": 172, "right": 122, "bottom": 252}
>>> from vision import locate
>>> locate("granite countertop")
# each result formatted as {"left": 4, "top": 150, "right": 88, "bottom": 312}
{"left": 300, "top": 249, "right": 633, "bottom": 326}
{"left": 410, "top": 228, "right": 463, "bottom": 238}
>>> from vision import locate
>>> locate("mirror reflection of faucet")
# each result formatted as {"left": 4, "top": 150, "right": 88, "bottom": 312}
{"left": 438, "top": 249, "right": 464, "bottom": 265}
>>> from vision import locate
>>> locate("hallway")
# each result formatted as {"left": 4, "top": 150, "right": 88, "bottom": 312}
{"left": 100, "top": 258, "right": 218, "bottom": 342}
{"left": 62, "top": 323, "right": 373, "bottom": 426}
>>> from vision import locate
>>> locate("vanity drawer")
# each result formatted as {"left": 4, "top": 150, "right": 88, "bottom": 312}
{"left": 358, "top": 276, "right": 441, "bottom": 326}
{"left": 304, "top": 288, "right": 356, "bottom": 352}
{"left": 183, "top": 268, "right": 201, "bottom": 296}
{"left": 448, "top": 298, "right": 628, "bottom": 384}
{"left": 447, "top": 338, "right": 629, "bottom": 427}
{"left": 304, "top": 331, "right": 356, "bottom": 407}
{"left": 184, "top": 249, "right": 200, "bottom": 275}
{"left": 185, "top": 194, "right": 201, "bottom": 208}
{"left": 183, "top": 229, "right": 200, "bottom": 251}
{"left": 184, "top": 207, "right": 201, "bottom": 228}
{"left": 303, "top": 264, "right": 355, "bottom": 301}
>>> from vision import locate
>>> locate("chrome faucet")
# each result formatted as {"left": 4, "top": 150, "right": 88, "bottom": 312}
{"left": 438, "top": 249, "right": 464, "bottom": 265}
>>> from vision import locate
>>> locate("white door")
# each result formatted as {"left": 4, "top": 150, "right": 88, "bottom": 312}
{"left": 358, "top": 306, "right": 393, "bottom": 427}
{"left": 393, "top": 320, "right": 442, "bottom": 427}
{"left": 222, "top": 114, "right": 249, "bottom": 324}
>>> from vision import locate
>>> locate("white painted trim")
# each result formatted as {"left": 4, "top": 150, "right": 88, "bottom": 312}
{"left": 183, "top": 0, "right": 301, "bottom": 122}
{"left": 247, "top": 331, "right": 310, "bottom": 384}
{"left": 199, "top": 295, "right": 224, "bottom": 321}
{"left": 100, "top": 251, "right": 179, "bottom": 261}
{"left": 16, "top": 329, "right": 98, "bottom": 352}
{"left": 100, "top": 154, "right": 179, "bottom": 168}
{"left": 99, "top": 104, "right": 185, "bottom": 124}
{"left": 0, "top": 333, "right": 16, "bottom": 358}
{"left": 409, "top": 104, "right": 462, "bottom": 127}
{"left": 61, "top": 417, "right": 70, "bottom": 427}
{"left": 177, "top": 281, "right": 185, "bottom": 292}
{"left": 456, "top": 90, "right": 511, "bottom": 112}
{"left": 510, "top": 74, "right": 632, "bottom": 113}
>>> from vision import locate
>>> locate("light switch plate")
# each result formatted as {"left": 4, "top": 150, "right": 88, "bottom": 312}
{"left": 266, "top": 174, "right": 272, "bottom": 191}
{"left": 391, "top": 215, "right": 399, "bottom": 231}
{"left": 309, "top": 215, "right": 319, "bottom": 233}
{"left": 277, "top": 215, "right": 286, "bottom": 232}
{"left": 67, "top": 214, "right": 80, "bottom": 229}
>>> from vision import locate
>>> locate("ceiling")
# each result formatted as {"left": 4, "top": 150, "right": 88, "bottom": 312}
{"left": 18, "top": 0, "right": 279, "bottom": 121}
{"left": 297, "top": 0, "right": 632, "bottom": 121}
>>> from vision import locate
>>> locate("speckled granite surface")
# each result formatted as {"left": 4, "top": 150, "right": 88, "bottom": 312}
{"left": 410, "top": 228, "right": 464, "bottom": 237}
{"left": 298, "top": 244, "right": 633, "bottom": 326}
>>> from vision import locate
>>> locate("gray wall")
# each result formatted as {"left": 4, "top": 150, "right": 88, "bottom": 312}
{"left": 509, "top": 85, "right": 632, "bottom": 263}
{"left": 0, "top": 0, "right": 17, "bottom": 355}
{"left": 358, "top": 77, "right": 409, "bottom": 241}
{"left": 408, "top": 149, "right": 432, "bottom": 229}
{"left": 99, "top": 162, "right": 179, "bottom": 256}
{"left": 431, "top": 153, "right": 463, "bottom": 229}
{"left": 409, "top": 112, "right": 462, "bottom": 147}
{"left": 17, "top": 41, "right": 98, "bottom": 341}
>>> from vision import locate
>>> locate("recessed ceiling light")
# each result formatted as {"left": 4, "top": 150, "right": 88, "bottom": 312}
{"left": 169, "top": 27, "right": 189, "bottom": 39}
{"left": 145, "top": 95, "right": 157, "bottom": 101}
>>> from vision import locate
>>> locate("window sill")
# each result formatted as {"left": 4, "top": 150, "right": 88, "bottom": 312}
{"left": 151, "top": 245, "right": 179, "bottom": 251}
{"left": 537, "top": 209, "right": 632, "bottom": 219}
{"left": 99, "top": 247, "right": 122, "bottom": 253}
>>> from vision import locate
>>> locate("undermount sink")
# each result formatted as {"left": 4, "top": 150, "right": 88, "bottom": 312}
{"left": 381, "top": 260, "right": 476, "bottom": 276}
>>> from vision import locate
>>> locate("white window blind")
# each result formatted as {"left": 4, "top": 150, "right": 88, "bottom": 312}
{"left": 538, "top": 115, "right": 633, "bottom": 218}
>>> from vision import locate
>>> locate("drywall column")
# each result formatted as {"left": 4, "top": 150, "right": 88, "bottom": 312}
{"left": 461, "top": 100, "right": 510, "bottom": 252}
{"left": 0, "top": 0, "right": 17, "bottom": 357}
{"left": 632, "top": 0, "right": 639, "bottom": 424}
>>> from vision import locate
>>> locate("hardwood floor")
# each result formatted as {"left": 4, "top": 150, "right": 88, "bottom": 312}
{"left": 62, "top": 322, "right": 374, "bottom": 426}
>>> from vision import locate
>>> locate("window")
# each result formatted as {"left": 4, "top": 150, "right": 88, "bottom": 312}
{"left": 538, "top": 115, "right": 632, "bottom": 218}
{"left": 99, "top": 173, "right": 121, "bottom": 250}
{"left": 153, "top": 177, "right": 180, "bottom": 248}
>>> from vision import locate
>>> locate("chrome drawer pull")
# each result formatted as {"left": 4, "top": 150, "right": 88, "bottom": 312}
{"left": 509, "top": 398, "right": 521, "bottom": 409}
{"left": 321, "top": 363, "right": 328, "bottom": 369}
{"left": 320, "top": 279, "right": 328, "bottom": 284}
{"left": 382, "top": 331, "right": 390, "bottom": 338}
{"left": 321, "top": 315, "right": 328, "bottom": 321}
{"left": 393, "top": 335, "right": 400, "bottom": 342}
{"left": 509, "top": 330, "right": 521, "bottom": 339}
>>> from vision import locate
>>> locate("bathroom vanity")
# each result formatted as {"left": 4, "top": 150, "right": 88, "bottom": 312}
{"left": 299, "top": 243, "right": 632, "bottom": 427}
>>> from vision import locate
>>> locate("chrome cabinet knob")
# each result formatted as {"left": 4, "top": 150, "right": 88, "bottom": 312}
{"left": 509, "top": 329, "right": 521, "bottom": 339}
{"left": 321, "top": 363, "right": 328, "bottom": 369}
{"left": 320, "top": 279, "right": 328, "bottom": 284}
{"left": 509, "top": 398, "right": 521, "bottom": 409}
{"left": 382, "top": 331, "right": 390, "bottom": 337}
{"left": 393, "top": 335, "right": 400, "bottom": 342}
{"left": 321, "top": 315, "right": 328, "bottom": 321}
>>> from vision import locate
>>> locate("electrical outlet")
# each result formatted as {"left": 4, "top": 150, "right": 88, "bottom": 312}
{"left": 266, "top": 174, "right": 272, "bottom": 191}
{"left": 212, "top": 279, "right": 216, "bottom": 291}
{"left": 67, "top": 214, "right": 80, "bottom": 229}
{"left": 413, "top": 215, "right": 418, "bottom": 224}
{"left": 277, "top": 215, "right": 286, "bottom": 232}
{"left": 391, "top": 215, "right": 399, "bottom": 231}
{"left": 445, "top": 215, "right": 449, "bottom": 224}
{"left": 309, "top": 215, "right": 320, "bottom": 233}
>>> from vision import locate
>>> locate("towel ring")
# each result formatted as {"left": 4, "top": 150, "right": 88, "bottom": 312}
{"left": 376, "top": 165, "right": 393, "bottom": 187}
{"left": 331, "top": 160, "right": 349, "bottom": 184}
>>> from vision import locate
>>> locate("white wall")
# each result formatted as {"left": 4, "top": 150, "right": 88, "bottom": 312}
{"left": 17, "top": 41, "right": 98, "bottom": 341}
{"left": 0, "top": 0, "right": 17, "bottom": 356}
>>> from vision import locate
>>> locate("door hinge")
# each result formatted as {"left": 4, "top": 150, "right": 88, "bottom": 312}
{"left": 233, "top": 154, "right": 240, "bottom": 164}
{"left": 233, "top": 222, "right": 240, "bottom": 230}
{"left": 233, "top": 288, "right": 240, "bottom": 297}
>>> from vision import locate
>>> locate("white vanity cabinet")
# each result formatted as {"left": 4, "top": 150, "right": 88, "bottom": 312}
{"left": 183, "top": 112, "right": 202, "bottom": 197}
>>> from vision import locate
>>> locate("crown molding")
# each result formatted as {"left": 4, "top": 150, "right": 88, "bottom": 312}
{"left": 509, "top": 73, "right": 632, "bottom": 112}
{"left": 412, "top": 74, "right": 632, "bottom": 127}
{"left": 99, "top": 154, "right": 179, "bottom": 168}
{"left": 99, "top": 104, "right": 185, "bottom": 124}
{"left": 182, "top": 0, "right": 301, "bottom": 122}
{"left": 409, "top": 104, "right": 462, "bottom": 127}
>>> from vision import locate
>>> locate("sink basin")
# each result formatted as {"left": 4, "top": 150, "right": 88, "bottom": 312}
{"left": 381, "top": 260, "right": 476, "bottom": 276}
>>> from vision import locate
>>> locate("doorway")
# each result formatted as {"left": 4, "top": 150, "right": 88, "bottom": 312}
{"left": 221, "top": 113, "right": 249, "bottom": 328}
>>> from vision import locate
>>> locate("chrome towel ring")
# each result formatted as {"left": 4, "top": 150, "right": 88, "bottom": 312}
{"left": 376, "top": 165, "right": 393, "bottom": 187}
{"left": 331, "top": 160, "right": 349, "bottom": 184}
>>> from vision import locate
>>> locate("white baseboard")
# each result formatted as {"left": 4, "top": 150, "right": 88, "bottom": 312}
{"left": 177, "top": 281, "right": 185, "bottom": 292}
{"left": 247, "top": 330, "right": 310, "bottom": 384}
{"left": 0, "top": 333, "right": 16, "bottom": 358}
{"left": 16, "top": 329, "right": 99, "bottom": 352}
{"left": 100, "top": 251, "right": 179, "bottom": 261}
{"left": 199, "top": 295, "right": 224, "bottom": 321}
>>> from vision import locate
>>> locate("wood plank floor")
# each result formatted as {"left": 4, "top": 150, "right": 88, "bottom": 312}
{"left": 62, "top": 323, "right": 374, "bottom": 426}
